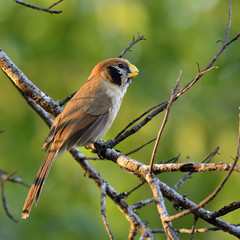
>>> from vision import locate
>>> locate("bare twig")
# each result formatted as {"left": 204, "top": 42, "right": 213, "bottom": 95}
{"left": 101, "top": 183, "right": 114, "bottom": 240}
{"left": 120, "top": 183, "right": 145, "bottom": 198}
{"left": 13, "top": 0, "right": 63, "bottom": 14}
{"left": 0, "top": 171, "right": 20, "bottom": 223}
{"left": 125, "top": 137, "right": 156, "bottom": 155}
{"left": 58, "top": 91, "right": 77, "bottom": 106}
{"left": 211, "top": 201, "right": 240, "bottom": 218}
{"left": 172, "top": 172, "right": 192, "bottom": 191}
{"left": 0, "top": 169, "right": 29, "bottom": 187}
{"left": 114, "top": 102, "right": 165, "bottom": 139}
{"left": 175, "top": 66, "right": 218, "bottom": 100}
{"left": 201, "top": 147, "right": 220, "bottom": 163}
{"left": 172, "top": 147, "right": 220, "bottom": 190}
{"left": 48, "top": 0, "right": 63, "bottom": 10}
{"left": 132, "top": 197, "right": 155, "bottom": 210}
{"left": 226, "top": 32, "right": 240, "bottom": 46}
{"left": 149, "top": 70, "right": 182, "bottom": 173}
{"left": 0, "top": 179, "right": 18, "bottom": 222}
{"left": 190, "top": 216, "right": 199, "bottom": 240}
{"left": 118, "top": 32, "right": 146, "bottom": 58}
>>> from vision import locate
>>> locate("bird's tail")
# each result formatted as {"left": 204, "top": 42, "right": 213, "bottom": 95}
{"left": 22, "top": 148, "right": 56, "bottom": 219}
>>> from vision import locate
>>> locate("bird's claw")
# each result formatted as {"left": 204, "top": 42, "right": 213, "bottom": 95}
{"left": 94, "top": 140, "right": 107, "bottom": 159}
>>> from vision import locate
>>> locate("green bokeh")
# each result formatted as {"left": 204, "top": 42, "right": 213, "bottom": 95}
{"left": 1, "top": 0, "right": 240, "bottom": 239}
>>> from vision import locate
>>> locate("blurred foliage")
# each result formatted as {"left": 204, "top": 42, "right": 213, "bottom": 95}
{"left": 0, "top": 0, "right": 240, "bottom": 239}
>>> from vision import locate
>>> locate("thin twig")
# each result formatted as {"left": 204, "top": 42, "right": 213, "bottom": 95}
{"left": 190, "top": 216, "right": 199, "bottom": 240}
{"left": 132, "top": 197, "right": 154, "bottom": 210}
{"left": 172, "top": 172, "right": 192, "bottom": 191}
{"left": 172, "top": 147, "right": 220, "bottom": 190}
{"left": 58, "top": 91, "right": 77, "bottom": 106}
{"left": 211, "top": 201, "right": 240, "bottom": 218}
{"left": 149, "top": 71, "right": 182, "bottom": 173}
{"left": 224, "top": 0, "right": 232, "bottom": 45}
{"left": 175, "top": 66, "right": 218, "bottom": 99}
{"left": 114, "top": 102, "right": 166, "bottom": 139}
{"left": 201, "top": 147, "right": 220, "bottom": 163}
{"left": 118, "top": 32, "right": 146, "bottom": 58}
{"left": 0, "top": 169, "right": 29, "bottom": 187}
{"left": 203, "top": 0, "right": 233, "bottom": 71}
{"left": 164, "top": 154, "right": 181, "bottom": 164}
{"left": 0, "top": 178, "right": 18, "bottom": 223}
{"left": 120, "top": 183, "right": 145, "bottom": 198}
{"left": 101, "top": 183, "right": 114, "bottom": 240}
{"left": 13, "top": 0, "right": 63, "bottom": 14}
{"left": 125, "top": 137, "right": 156, "bottom": 155}
{"left": 48, "top": 0, "right": 63, "bottom": 10}
{"left": 226, "top": 32, "right": 240, "bottom": 46}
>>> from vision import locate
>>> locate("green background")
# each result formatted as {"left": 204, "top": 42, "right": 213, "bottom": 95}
{"left": 1, "top": 0, "right": 240, "bottom": 239}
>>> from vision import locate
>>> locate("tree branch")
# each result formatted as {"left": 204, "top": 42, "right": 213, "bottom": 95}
{"left": 0, "top": 169, "right": 29, "bottom": 223}
{"left": 13, "top": 0, "right": 63, "bottom": 14}
{"left": 118, "top": 32, "right": 146, "bottom": 58}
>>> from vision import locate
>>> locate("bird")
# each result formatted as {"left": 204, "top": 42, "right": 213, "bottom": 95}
{"left": 22, "top": 58, "right": 139, "bottom": 219}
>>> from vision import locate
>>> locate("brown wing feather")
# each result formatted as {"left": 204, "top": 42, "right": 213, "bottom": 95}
{"left": 66, "top": 112, "right": 110, "bottom": 150}
{"left": 42, "top": 77, "right": 112, "bottom": 152}
{"left": 41, "top": 114, "right": 62, "bottom": 152}
{"left": 52, "top": 110, "right": 99, "bottom": 153}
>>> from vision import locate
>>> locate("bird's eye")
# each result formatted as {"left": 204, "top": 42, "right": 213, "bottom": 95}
{"left": 117, "top": 63, "right": 125, "bottom": 69}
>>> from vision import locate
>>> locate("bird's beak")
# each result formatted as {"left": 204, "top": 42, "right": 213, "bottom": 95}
{"left": 128, "top": 64, "right": 139, "bottom": 79}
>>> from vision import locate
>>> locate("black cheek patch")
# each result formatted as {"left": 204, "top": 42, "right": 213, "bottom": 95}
{"left": 108, "top": 66, "right": 122, "bottom": 86}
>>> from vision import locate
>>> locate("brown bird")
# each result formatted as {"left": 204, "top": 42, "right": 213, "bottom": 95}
{"left": 22, "top": 58, "right": 139, "bottom": 219}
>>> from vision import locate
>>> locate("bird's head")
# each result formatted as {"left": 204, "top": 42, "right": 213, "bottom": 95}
{"left": 88, "top": 58, "right": 139, "bottom": 88}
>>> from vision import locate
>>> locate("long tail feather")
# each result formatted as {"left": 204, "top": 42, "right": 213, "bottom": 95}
{"left": 22, "top": 148, "right": 56, "bottom": 219}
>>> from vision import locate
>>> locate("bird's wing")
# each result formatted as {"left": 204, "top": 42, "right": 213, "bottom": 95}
{"left": 42, "top": 93, "right": 112, "bottom": 155}
{"left": 55, "top": 109, "right": 110, "bottom": 153}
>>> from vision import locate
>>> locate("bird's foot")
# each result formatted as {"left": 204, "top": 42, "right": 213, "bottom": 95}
{"left": 94, "top": 140, "right": 107, "bottom": 159}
